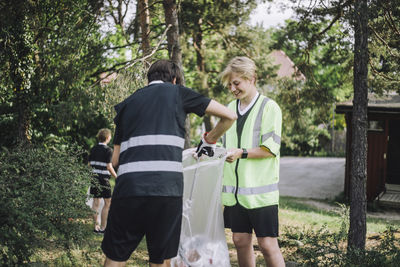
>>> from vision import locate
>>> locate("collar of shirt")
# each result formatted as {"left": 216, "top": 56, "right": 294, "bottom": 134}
{"left": 149, "top": 80, "right": 164, "bottom": 85}
{"left": 98, "top": 142, "right": 107, "bottom": 146}
{"left": 238, "top": 92, "right": 260, "bottom": 115}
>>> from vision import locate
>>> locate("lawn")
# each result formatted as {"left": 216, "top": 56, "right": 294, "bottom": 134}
{"left": 30, "top": 196, "right": 400, "bottom": 266}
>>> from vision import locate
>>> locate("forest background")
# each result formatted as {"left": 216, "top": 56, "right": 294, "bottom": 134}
{"left": 3, "top": 0, "right": 399, "bottom": 155}
{"left": 1, "top": 0, "right": 400, "bottom": 265}
{"left": 0, "top": 0, "right": 362, "bottom": 155}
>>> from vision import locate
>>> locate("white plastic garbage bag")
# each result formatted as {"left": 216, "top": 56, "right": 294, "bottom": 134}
{"left": 171, "top": 147, "right": 230, "bottom": 267}
{"left": 85, "top": 187, "right": 103, "bottom": 225}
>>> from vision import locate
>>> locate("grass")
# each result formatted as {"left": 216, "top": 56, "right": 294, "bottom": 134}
{"left": 29, "top": 196, "right": 400, "bottom": 266}
{"left": 279, "top": 196, "right": 400, "bottom": 233}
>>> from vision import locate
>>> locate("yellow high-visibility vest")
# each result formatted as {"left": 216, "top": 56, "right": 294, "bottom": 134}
{"left": 222, "top": 95, "right": 282, "bottom": 209}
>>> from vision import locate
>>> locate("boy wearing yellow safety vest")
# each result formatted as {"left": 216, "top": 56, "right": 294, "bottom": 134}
{"left": 220, "top": 56, "right": 285, "bottom": 267}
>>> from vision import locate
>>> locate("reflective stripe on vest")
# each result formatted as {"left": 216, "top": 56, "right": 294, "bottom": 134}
{"left": 120, "top": 134, "right": 185, "bottom": 153}
{"left": 261, "top": 131, "right": 281, "bottom": 145}
{"left": 222, "top": 183, "right": 279, "bottom": 195}
{"left": 118, "top": 160, "right": 182, "bottom": 176}
{"left": 252, "top": 97, "right": 269, "bottom": 148}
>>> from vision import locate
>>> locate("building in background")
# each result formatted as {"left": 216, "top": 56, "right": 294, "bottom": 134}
{"left": 336, "top": 93, "right": 400, "bottom": 207}
{"left": 268, "top": 50, "right": 306, "bottom": 81}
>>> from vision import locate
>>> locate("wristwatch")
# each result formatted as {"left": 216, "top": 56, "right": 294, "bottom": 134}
{"left": 241, "top": 148, "right": 248, "bottom": 159}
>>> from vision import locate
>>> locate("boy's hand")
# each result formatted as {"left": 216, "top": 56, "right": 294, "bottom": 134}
{"left": 196, "top": 132, "right": 216, "bottom": 157}
{"left": 225, "top": 148, "right": 242, "bottom": 163}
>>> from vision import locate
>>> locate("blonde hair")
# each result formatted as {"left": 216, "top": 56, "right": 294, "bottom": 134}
{"left": 220, "top": 56, "right": 257, "bottom": 87}
{"left": 97, "top": 128, "right": 111, "bottom": 142}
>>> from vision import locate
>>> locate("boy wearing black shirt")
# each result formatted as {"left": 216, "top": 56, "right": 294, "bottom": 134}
{"left": 101, "top": 60, "right": 237, "bottom": 267}
{"left": 89, "top": 128, "right": 117, "bottom": 234}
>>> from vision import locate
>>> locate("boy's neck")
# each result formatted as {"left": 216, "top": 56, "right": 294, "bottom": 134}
{"left": 241, "top": 86, "right": 257, "bottom": 106}
{"left": 240, "top": 90, "right": 258, "bottom": 109}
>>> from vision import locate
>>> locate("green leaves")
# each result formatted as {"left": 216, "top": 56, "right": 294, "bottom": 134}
{"left": 0, "top": 144, "right": 92, "bottom": 265}
{"left": 369, "top": 0, "right": 400, "bottom": 95}
{"left": 0, "top": 0, "right": 107, "bottom": 148}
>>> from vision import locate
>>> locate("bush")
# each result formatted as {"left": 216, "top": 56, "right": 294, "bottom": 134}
{"left": 0, "top": 144, "right": 93, "bottom": 265}
{"left": 281, "top": 204, "right": 400, "bottom": 266}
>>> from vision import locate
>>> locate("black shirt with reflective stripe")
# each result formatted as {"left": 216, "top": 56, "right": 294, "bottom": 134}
{"left": 112, "top": 82, "right": 211, "bottom": 198}
{"left": 89, "top": 144, "right": 112, "bottom": 179}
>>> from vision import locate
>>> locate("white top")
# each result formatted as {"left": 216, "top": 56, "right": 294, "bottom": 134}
{"left": 238, "top": 92, "right": 260, "bottom": 115}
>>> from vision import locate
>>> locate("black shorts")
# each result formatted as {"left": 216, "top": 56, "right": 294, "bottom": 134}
{"left": 90, "top": 177, "right": 111, "bottom": 198}
{"left": 223, "top": 203, "right": 279, "bottom": 237}
{"left": 101, "top": 196, "right": 182, "bottom": 264}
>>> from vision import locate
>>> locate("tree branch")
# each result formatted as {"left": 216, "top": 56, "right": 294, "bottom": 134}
{"left": 306, "top": 10, "right": 341, "bottom": 51}
{"left": 90, "top": 24, "right": 172, "bottom": 87}
{"left": 369, "top": 59, "right": 400, "bottom": 82}
{"left": 106, "top": 0, "right": 120, "bottom": 27}
{"left": 205, "top": 20, "right": 250, "bottom": 57}
{"left": 370, "top": 25, "right": 398, "bottom": 58}
{"left": 381, "top": 3, "right": 400, "bottom": 37}
{"left": 105, "top": 43, "right": 137, "bottom": 50}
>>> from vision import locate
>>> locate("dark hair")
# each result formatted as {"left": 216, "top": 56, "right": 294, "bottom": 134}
{"left": 147, "top": 59, "right": 183, "bottom": 85}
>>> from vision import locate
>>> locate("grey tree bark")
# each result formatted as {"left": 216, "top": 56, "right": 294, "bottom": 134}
{"left": 348, "top": 0, "right": 368, "bottom": 251}
{"left": 138, "top": 0, "right": 150, "bottom": 55}
{"left": 163, "top": 0, "right": 192, "bottom": 148}
{"left": 163, "top": 0, "right": 183, "bottom": 75}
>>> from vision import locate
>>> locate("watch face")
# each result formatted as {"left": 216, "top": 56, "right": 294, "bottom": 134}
{"left": 242, "top": 149, "right": 248, "bottom": 158}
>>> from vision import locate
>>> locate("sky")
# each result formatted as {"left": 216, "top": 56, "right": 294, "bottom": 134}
{"left": 250, "top": 1, "right": 295, "bottom": 28}
{"left": 102, "top": 1, "right": 295, "bottom": 32}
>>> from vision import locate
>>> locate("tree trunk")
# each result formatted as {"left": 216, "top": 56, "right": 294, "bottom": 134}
{"left": 8, "top": 0, "right": 34, "bottom": 144}
{"left": 138, "top": 0, "right": 150, "bottom": 55}
{"left": 192, "top": 22, "right": 213, "bottom": 132}
{"left": 163, "top": 0, "right": 183, "bottom": 75}
{"left": 348, "top": 0, "right": 368, "bottom": 252}
{"left": 163, "top": 0, "right": 192, "bottom": 148}
{"left": 132, "top": 0, "right": 140, "bottom": 42}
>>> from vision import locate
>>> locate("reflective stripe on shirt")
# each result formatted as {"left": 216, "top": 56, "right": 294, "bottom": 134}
{"left": 92, "top": 169, "right": 111, "bottom": 175}
{"left": 120, "top": 134, "right": 185, "bottom": 153}
{"left": 90, "top": 161, "right": 108, "bottom": 167}
{"left": 118, "top": 160, "right": 183, "bottom": 176}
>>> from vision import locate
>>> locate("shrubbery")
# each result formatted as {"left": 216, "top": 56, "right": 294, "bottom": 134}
{"left": 281, "top": 204, "right": 400, "bottom": 266}
{"left": 282, "top": 224, "right": 400, "bottom": 266}
{"left": 0, "top": 144, "right": 93, "bottom": 265}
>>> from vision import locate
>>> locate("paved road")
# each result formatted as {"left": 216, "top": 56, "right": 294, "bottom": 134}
{"left": 279, "top": 157, "right": 346, "bottom": 200}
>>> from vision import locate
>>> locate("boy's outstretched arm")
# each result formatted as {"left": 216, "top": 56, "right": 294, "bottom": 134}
{"left": 196, "top": 100, "right": 237, "bottom": 157}
{"left": 204, "top": 100, "right": 237, "bottom": 143}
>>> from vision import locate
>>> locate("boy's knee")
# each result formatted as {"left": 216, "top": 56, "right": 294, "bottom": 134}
{"left": 258, "top": 237, "right": 280, "bottom": 256}
{"left": 92, "top": 199, "right": 100, "bottom": 208}
{"left": 232, "top": 234, "right": 252, "bottom": 248}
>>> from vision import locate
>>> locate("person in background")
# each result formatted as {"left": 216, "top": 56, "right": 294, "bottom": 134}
{"left": 220, "top": 56, "right": 285, "bottom": 267}
{"left": 102, "top": 59, "right": 237, "bottom": 267}
{"left": 88, "top": 128, "right": 117, "bottom": 234}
